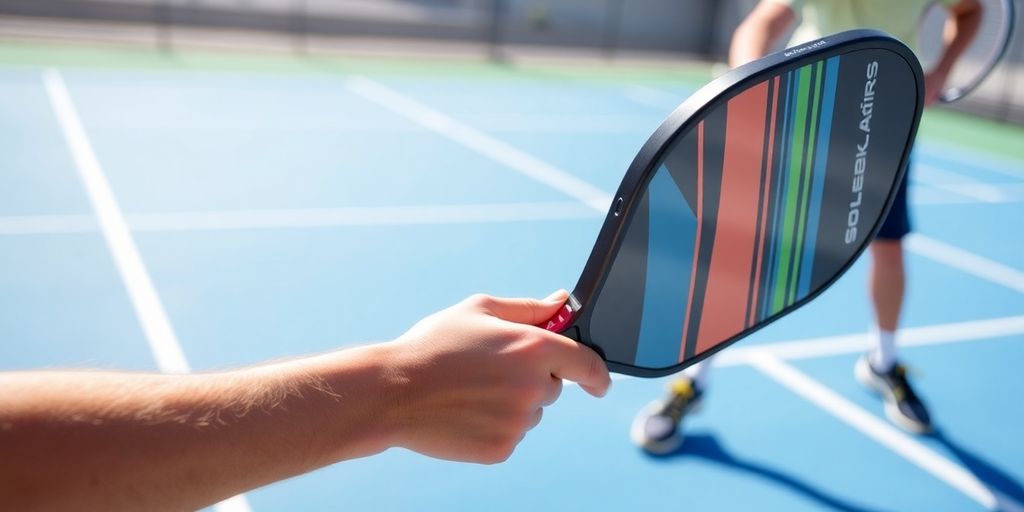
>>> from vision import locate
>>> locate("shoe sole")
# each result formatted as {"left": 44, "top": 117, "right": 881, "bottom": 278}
{"left": 854, "top": 357, "right": 931, "bottom": 435}
{"left": 629, "top": 399, "right": 703, "bottom": 455}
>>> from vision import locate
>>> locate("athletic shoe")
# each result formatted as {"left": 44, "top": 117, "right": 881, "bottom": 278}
{"left": 855, "top": 355, "right": 932, "bottom": 434}
{"left": 630, "top": 377, "right": 703, "bottom": 455}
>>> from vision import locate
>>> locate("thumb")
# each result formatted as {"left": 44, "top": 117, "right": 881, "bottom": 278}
{"left": 479, "top": 290, "right": 569, "bottom": 325}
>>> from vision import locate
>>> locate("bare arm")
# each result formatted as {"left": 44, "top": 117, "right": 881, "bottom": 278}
{"left": 0, "top": 291, "right": 610, "bottom": 511}
{"left": 1, "top": 349, "right": 390, "bottom": 510}
{"left": 924, "top": 0, "right": 983, "bottom": 104}
{"left": 729, "top": 1, "right": 797, "bottom": 68}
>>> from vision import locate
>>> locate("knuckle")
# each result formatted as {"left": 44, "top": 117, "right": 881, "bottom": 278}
{"left": 519, "top": 384, "right": 546, "bottom": 408}
{"left": 586, "top": 351, "right": 605, "bottom": 381}
{"left": 522, "top": 331, "right": 554, "bottom": 357}
{"left": 489, "top": 408, "right": 533, "bottom": 439}
{"left": 529, "top": 408, "right": 544, "bottom": 430}
{"left": 495, "top": 439, "right": 518, "bottom": 463}
{"left": 501, "top": 329, "right": 544, "bottom": 359}
{"left": 480, "top": 442, "right": 515, "bottom": 465}
{"left": 508, "top": 411, "right": 535, "bottom": 434}
{"left": 483, "top": 453, "right": 511, "bottom": 465}
{"left": 466, "top": 293, "right": 494, "bottom": 309}
{"left": 545, "top": 379, "right": 563, "bottom": 405}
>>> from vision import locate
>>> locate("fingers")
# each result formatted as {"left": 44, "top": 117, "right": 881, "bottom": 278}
{"left": 472, "top": 290, "right": 568, "bottom": 326}
{"left": 466, "top": 291, "right": 610, "bottom": 398}
{"left": 542, "top": 334, "right": 611, "bottom": 398}
{"left": 527, "top": 407, "right": 544, "bottom": 431}
{"left": 540, "top": 376, "right": 562, "bottom": 407}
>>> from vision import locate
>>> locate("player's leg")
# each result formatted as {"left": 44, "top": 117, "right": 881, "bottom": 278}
{"left": 868, "top": 238, "right": 904, "bottom": 370}
{"left": 630, "top": 360, "right": 710, "bottom": 454}
{"left": 855, "top": 172, "right": 932, "bottom": 433}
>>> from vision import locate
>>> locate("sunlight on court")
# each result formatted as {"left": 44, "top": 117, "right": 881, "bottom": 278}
{"left": 1, "top": 1, "right": 1023, "bottom": 510}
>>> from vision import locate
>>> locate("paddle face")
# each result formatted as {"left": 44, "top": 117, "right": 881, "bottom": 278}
{"left": 916, "top": 0, "right": 1016, "bottom": 103}
{"left": 549, "top": 30, "right": 924, "bottom": 377}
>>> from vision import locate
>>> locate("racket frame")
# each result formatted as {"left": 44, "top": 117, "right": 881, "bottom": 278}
{"left": 560, "top": 29, "right": 925, "bottom": 377}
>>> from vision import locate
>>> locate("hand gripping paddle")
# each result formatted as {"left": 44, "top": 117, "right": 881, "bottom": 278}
{"left": 540, "top": 29, "right": 925, "bottom": 377}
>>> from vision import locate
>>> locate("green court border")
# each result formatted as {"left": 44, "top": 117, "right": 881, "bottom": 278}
{"left": 919, "top": 109, "right": 1024, "bottom": 165}
{"left": 2, "top": 39, "right": 1021, "bottom": 165}
{"left": 0, "top": 40, "right": 711, "bottom": 85}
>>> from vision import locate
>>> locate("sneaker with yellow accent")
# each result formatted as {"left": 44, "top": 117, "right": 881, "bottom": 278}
{"left": 855, "top": 355, "right": 932, "bottom": 434}
{"left": 630, "top": 377, "right": 704, "bottom": 455}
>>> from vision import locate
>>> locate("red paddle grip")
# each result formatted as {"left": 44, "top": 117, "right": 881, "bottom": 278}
{"left": 538, "top": 304, "right": 575, "bottom": 332}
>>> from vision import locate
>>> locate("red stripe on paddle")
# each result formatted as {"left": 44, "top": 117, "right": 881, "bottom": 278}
{"left": 695, "top": 82, "right": 770, "bottom": 356}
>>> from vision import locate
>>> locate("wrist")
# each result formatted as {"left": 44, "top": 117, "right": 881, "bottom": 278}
{"left": 301, "top": 343, "right": 409, "bottom": 463}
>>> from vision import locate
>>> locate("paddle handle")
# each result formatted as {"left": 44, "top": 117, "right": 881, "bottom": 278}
{"left": 538, "top": 303, "right": 575, "bottom": 332}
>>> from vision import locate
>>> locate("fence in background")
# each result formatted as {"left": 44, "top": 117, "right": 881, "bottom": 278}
{"left": 0, "top": 0, "right": 1021, "bottom": 124}
{"left": 0, "top": 0, "right": 720, "bottom": 56}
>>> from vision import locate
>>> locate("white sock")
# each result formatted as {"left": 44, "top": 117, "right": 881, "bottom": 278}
{"left": 684, "top": 360, "right": 712, "bottom": 391}
{"left": 870, "top": 329, "right": 897, "bottom": 372}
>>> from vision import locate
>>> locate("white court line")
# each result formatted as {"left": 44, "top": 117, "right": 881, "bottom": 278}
{"left": 910, "top": 185, "right": 979, "bottom": 205}
{"left": 600, "top": 313, "right": 1024, "bottom": 381}
{"left": 121, "top": 202, "right": 600, "bottom": 231}
{"left": 915, "top": 162, "right": 979, "bottom": 184}
{"left": 912, "top": 163, "right": 1024, "bottom": 204}
{"left": 906, "top": 234, "right": 1024, "bottom": 294}
{"left": 746, "top": 352, "right": 1024, "bottom": 512}
{"left": 345, "top": 76, "right": 614, "bottom": 213}
{"left": 0, "top": 214, "right": 97, "bottom": 235}
{"left": 952, "top": 183, "right": 1024, "bottom": 203}
{"left": 624, "top": 85, "right": 684, "bottom": 108}
{"left": 910, "top": 186, "right": 1024, "bottom": 205}
{"left": 43, "top": 69, "right": 252, "bottom": 512}
{"left": 43, "top": 69, "right": 190, "bottom": 375}
{"left": 918, "top": 142, "right": 1024, "bottom": 181}
{"left": 914, "top": 164, "right": 1007, "bottom": 203}
{"left": 0, "top": 202, "right": 602, "bottom": 235}
{"left": 464, "top": 115, "right": 648, "bottom": 133}
{"left": 716, "top": 314, "right": 1024, "bottom": 366}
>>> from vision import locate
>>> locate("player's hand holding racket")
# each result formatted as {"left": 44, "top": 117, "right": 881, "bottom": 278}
{"left": 384, "top": 291, "right": 610, "bottom": 464}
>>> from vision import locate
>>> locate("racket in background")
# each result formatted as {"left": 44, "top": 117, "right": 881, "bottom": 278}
{"left": 916, "top": 0, "right": 1017, "bottom": 104}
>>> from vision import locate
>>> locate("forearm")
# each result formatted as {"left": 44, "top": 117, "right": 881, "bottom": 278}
{"left": 0, "top": 344, "right": 397, "bottom": 511}
{"left": 729, "top": 2, "right": 794, "bottom": 67}
{"left": 936, "top": 0, "right": 982, "bottom": 75}
{"left": 730, "top": 23, "right": 776, "bottom": 68}
{"left": 0, "top": 292, "right": 611, "bottom": 510}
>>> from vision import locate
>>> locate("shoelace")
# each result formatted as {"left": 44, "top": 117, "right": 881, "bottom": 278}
{"left": 889, "top": 364, "right": 918, "bottom": 402}
{"left": 661, "top": 382, "right": 695, "bottom": 423}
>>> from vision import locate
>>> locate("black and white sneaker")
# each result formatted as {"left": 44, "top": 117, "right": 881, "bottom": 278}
{"left": 630, "top": 377, "right": 704, "bottom": 455}
{"left": 855, "top": 355, "right": 932, "bottom": 434}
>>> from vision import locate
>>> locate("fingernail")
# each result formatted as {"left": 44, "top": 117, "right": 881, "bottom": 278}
{"left": 543, "top": 289, "right": 569, "bottom": 303}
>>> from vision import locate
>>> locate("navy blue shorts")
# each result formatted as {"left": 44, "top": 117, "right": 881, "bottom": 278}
{"left": 876, "top": 166, "right": 911, "bottom": 240}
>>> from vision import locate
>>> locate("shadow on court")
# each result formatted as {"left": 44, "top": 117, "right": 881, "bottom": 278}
{"left": 927, "top": 428, "right": 1024, "bottom": 511}
{"left": 646, "top": 432, "right": 891, "bottom": 512}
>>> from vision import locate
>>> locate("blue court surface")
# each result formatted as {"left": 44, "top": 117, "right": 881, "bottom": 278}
{"left": 2, "top": 43, "right": 1023, "bottom": 511}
